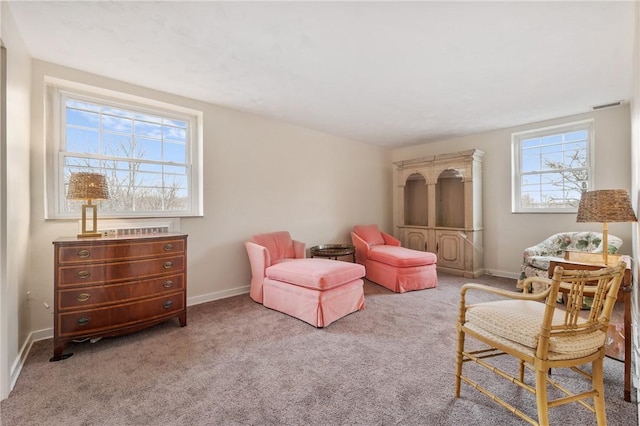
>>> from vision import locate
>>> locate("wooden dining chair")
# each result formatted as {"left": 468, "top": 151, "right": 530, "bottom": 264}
{"left": 455, "top": 261, "right": 626, "bottom": 425}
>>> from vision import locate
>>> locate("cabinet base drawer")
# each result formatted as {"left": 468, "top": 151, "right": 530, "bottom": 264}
{"left": 57, "top": 292, "right": 185, "bottom": 338}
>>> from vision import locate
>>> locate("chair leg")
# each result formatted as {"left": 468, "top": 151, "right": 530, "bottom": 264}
{"left": 592, "top": 358, "right": 607, "bottom": 426}
{"left": 455, "top": 325, "right": 465, "bottom": 397}
{"left": 535, "top": 368, "right": 550, "bottom": 426}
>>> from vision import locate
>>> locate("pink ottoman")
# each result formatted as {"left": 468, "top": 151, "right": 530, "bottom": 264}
{"left": 264, "top": 259, "right": 365, "bottom": 327}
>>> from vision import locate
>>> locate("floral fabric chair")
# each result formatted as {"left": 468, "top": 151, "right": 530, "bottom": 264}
{"left": 516, "top": 231, "right": 622, "bottom": 292}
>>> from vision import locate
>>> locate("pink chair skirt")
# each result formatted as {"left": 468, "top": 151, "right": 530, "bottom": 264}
{"left": 365, "top": 262, "right": 437, "bottom": 293}
{"left": 263, "top": 278, "right": 365, "bottom": 327}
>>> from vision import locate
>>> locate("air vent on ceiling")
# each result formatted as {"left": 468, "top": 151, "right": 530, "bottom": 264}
{"left": 591, "top": 100, "right": 624, "bottom": 110}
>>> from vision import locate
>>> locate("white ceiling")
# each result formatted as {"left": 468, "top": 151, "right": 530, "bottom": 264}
{"left": 7, "top": 1, "right": 636, "bottom": 147}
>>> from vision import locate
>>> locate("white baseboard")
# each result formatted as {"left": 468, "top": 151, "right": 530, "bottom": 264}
{"left": 483, "top": 269, "right": 520, "bottom": 280}
{"left": 30, "top": 327, "right": 54, "bottom": 342}
{"left": 187, "top": 285, "right": 250, "bottom": 306}
{"left": 10, "top": 327, "right": 52, "bottom": 393}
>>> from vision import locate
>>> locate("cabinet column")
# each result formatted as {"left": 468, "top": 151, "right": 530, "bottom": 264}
{"left": 464, "top": 178, "right": 473, "bottom": 229}
{"left": 427, "top": 183, "right": 437, "bottom": 228}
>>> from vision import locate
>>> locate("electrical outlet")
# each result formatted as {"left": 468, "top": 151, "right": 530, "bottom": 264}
{"left": 26, "top": 290, "right": 31, "bottom": 300}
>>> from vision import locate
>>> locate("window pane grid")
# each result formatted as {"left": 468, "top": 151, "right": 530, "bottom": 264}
{"left": 62, "top": 97, "right": 191, "bottom": 215}
{"left": 513, "top": 122, "right": 591, "bottom": 212}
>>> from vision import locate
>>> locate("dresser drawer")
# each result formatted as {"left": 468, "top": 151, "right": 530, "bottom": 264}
{"left": 57, "top": 239, "right": 185, "bottom": 264}
{"left": 57, "top": 255, "right": 185, "bottom": 287}
{"left": 57, "top": 292, "right": 185, "bottom": 338}
{"left": 58, "top": 273, "right": 185, "bottom": 310}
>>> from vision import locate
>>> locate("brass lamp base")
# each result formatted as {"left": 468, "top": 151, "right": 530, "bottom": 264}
{"left": 78, "top": 202, "right": 102, "bottom": 238}
{"left": 77, "top": 232, "right": 102, "bottom": 238}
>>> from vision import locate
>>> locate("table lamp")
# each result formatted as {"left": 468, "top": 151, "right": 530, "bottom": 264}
{"left": 576, "top": 189, "right": 637, "bottom": 265}
{"left": 67, "top": 172, "right": 110, "bottom": 238}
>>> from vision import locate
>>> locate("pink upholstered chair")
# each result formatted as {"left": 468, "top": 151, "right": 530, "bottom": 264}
{"left": 351, "top": 224, "right": 437, "bottom": 293}
{"left": 245, "top": 231, "right": 365, "bottom": 327}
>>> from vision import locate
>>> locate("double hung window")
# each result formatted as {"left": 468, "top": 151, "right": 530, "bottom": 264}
{"left": 46, "top": 81, "right": 203, "bottom": 219}
{"left": 511, "top": 120, "right": 593, "bottom": 213}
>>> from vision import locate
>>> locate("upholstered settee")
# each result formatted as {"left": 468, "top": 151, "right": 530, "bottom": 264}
{"left": 516, "top": 231, "right": 622, "bottom": 292}
{"left": 351, "top": 224, "right": 437, "bottom": 293}
{"left": 245, "top": 231, "right": 365, "bottom": 327}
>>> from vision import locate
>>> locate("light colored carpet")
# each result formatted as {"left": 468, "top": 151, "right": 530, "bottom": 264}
{"left": 0, "top": 273, "right": 636, "bottom": 425}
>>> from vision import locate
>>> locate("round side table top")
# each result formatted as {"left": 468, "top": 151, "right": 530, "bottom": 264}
{"left": 310, "top": 244, "right": 355, "bottom": 260}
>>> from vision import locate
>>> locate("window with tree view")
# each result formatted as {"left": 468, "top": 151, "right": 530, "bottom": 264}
{"left": 512, "top": 120, "right": 593, "bottom": 213}
{"left": 51, "top": 88, "right": 202, "bottom": 218}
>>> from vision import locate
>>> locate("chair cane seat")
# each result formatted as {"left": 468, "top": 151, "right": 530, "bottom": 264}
{"left": 466, "top": 300, "right": 607, "bottom": 356}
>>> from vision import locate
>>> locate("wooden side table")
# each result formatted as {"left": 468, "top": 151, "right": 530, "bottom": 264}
{"left": 310, "top": 244, "right": 356, "bottom": 262}
{"left": 548, "top": 258, "right": 632, "bottom": 402}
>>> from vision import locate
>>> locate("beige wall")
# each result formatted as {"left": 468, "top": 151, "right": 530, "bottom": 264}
{"left": 27, "top": 60, "right": 391, "bottom": 333}
{"left": 1, "top": 2, "right": 32, "bottom": 398}
{"left": 391, "top": 105, "right": 632, "bottom": 278}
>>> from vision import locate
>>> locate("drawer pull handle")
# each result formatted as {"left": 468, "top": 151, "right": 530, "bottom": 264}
{"left": 163, "top": 280, "right": 173, "bottom": 288}
{"left": 163, "top": 243, "right": 174, "bottom": 251}
{"left": 77, "top": 317, "right": 90, "bottom": 326}
{"left": 163, "top": 261, "right": 173, "bottom": 269}
{"left": 163, "top": 300, "right": 173, "bottom": 309}
{"left": 77, "top": 249, "right": 90, "bottom": 258}
{"left": 76, "top": 293, "right": 91, "bottom": 302}
{"left": 77, "top": 271, "right": 91, "bottom": 279}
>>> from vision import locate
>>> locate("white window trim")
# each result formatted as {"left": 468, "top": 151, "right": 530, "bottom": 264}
{"left": 44, "top": 77, "right": 204, "bottom": 219}
{"left": 511, "top": 119, "right": 595, "bottom": 214}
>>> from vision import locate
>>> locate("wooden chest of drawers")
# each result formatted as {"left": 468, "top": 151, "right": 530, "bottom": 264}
{"left": 51, "top": 233, "right": 188, "bottom": 361}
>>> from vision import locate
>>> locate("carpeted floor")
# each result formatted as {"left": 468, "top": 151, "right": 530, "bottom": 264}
{"left": 0, "top": 273, "right": 636, "bottom": 425}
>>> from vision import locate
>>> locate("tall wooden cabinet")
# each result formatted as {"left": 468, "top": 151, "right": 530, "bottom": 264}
{"left": 51, "top": 233, "right": 188, "bottom": 361}
{"left": 393, "top": 150, "right": 484, "bottom": 278}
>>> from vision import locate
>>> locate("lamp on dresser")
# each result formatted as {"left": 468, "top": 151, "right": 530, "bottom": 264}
{"left": 67, "top": 172, "right": 110, "bottom": 238}
{"left": 576, "top": 189, "right": 637, "bottom": 265}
